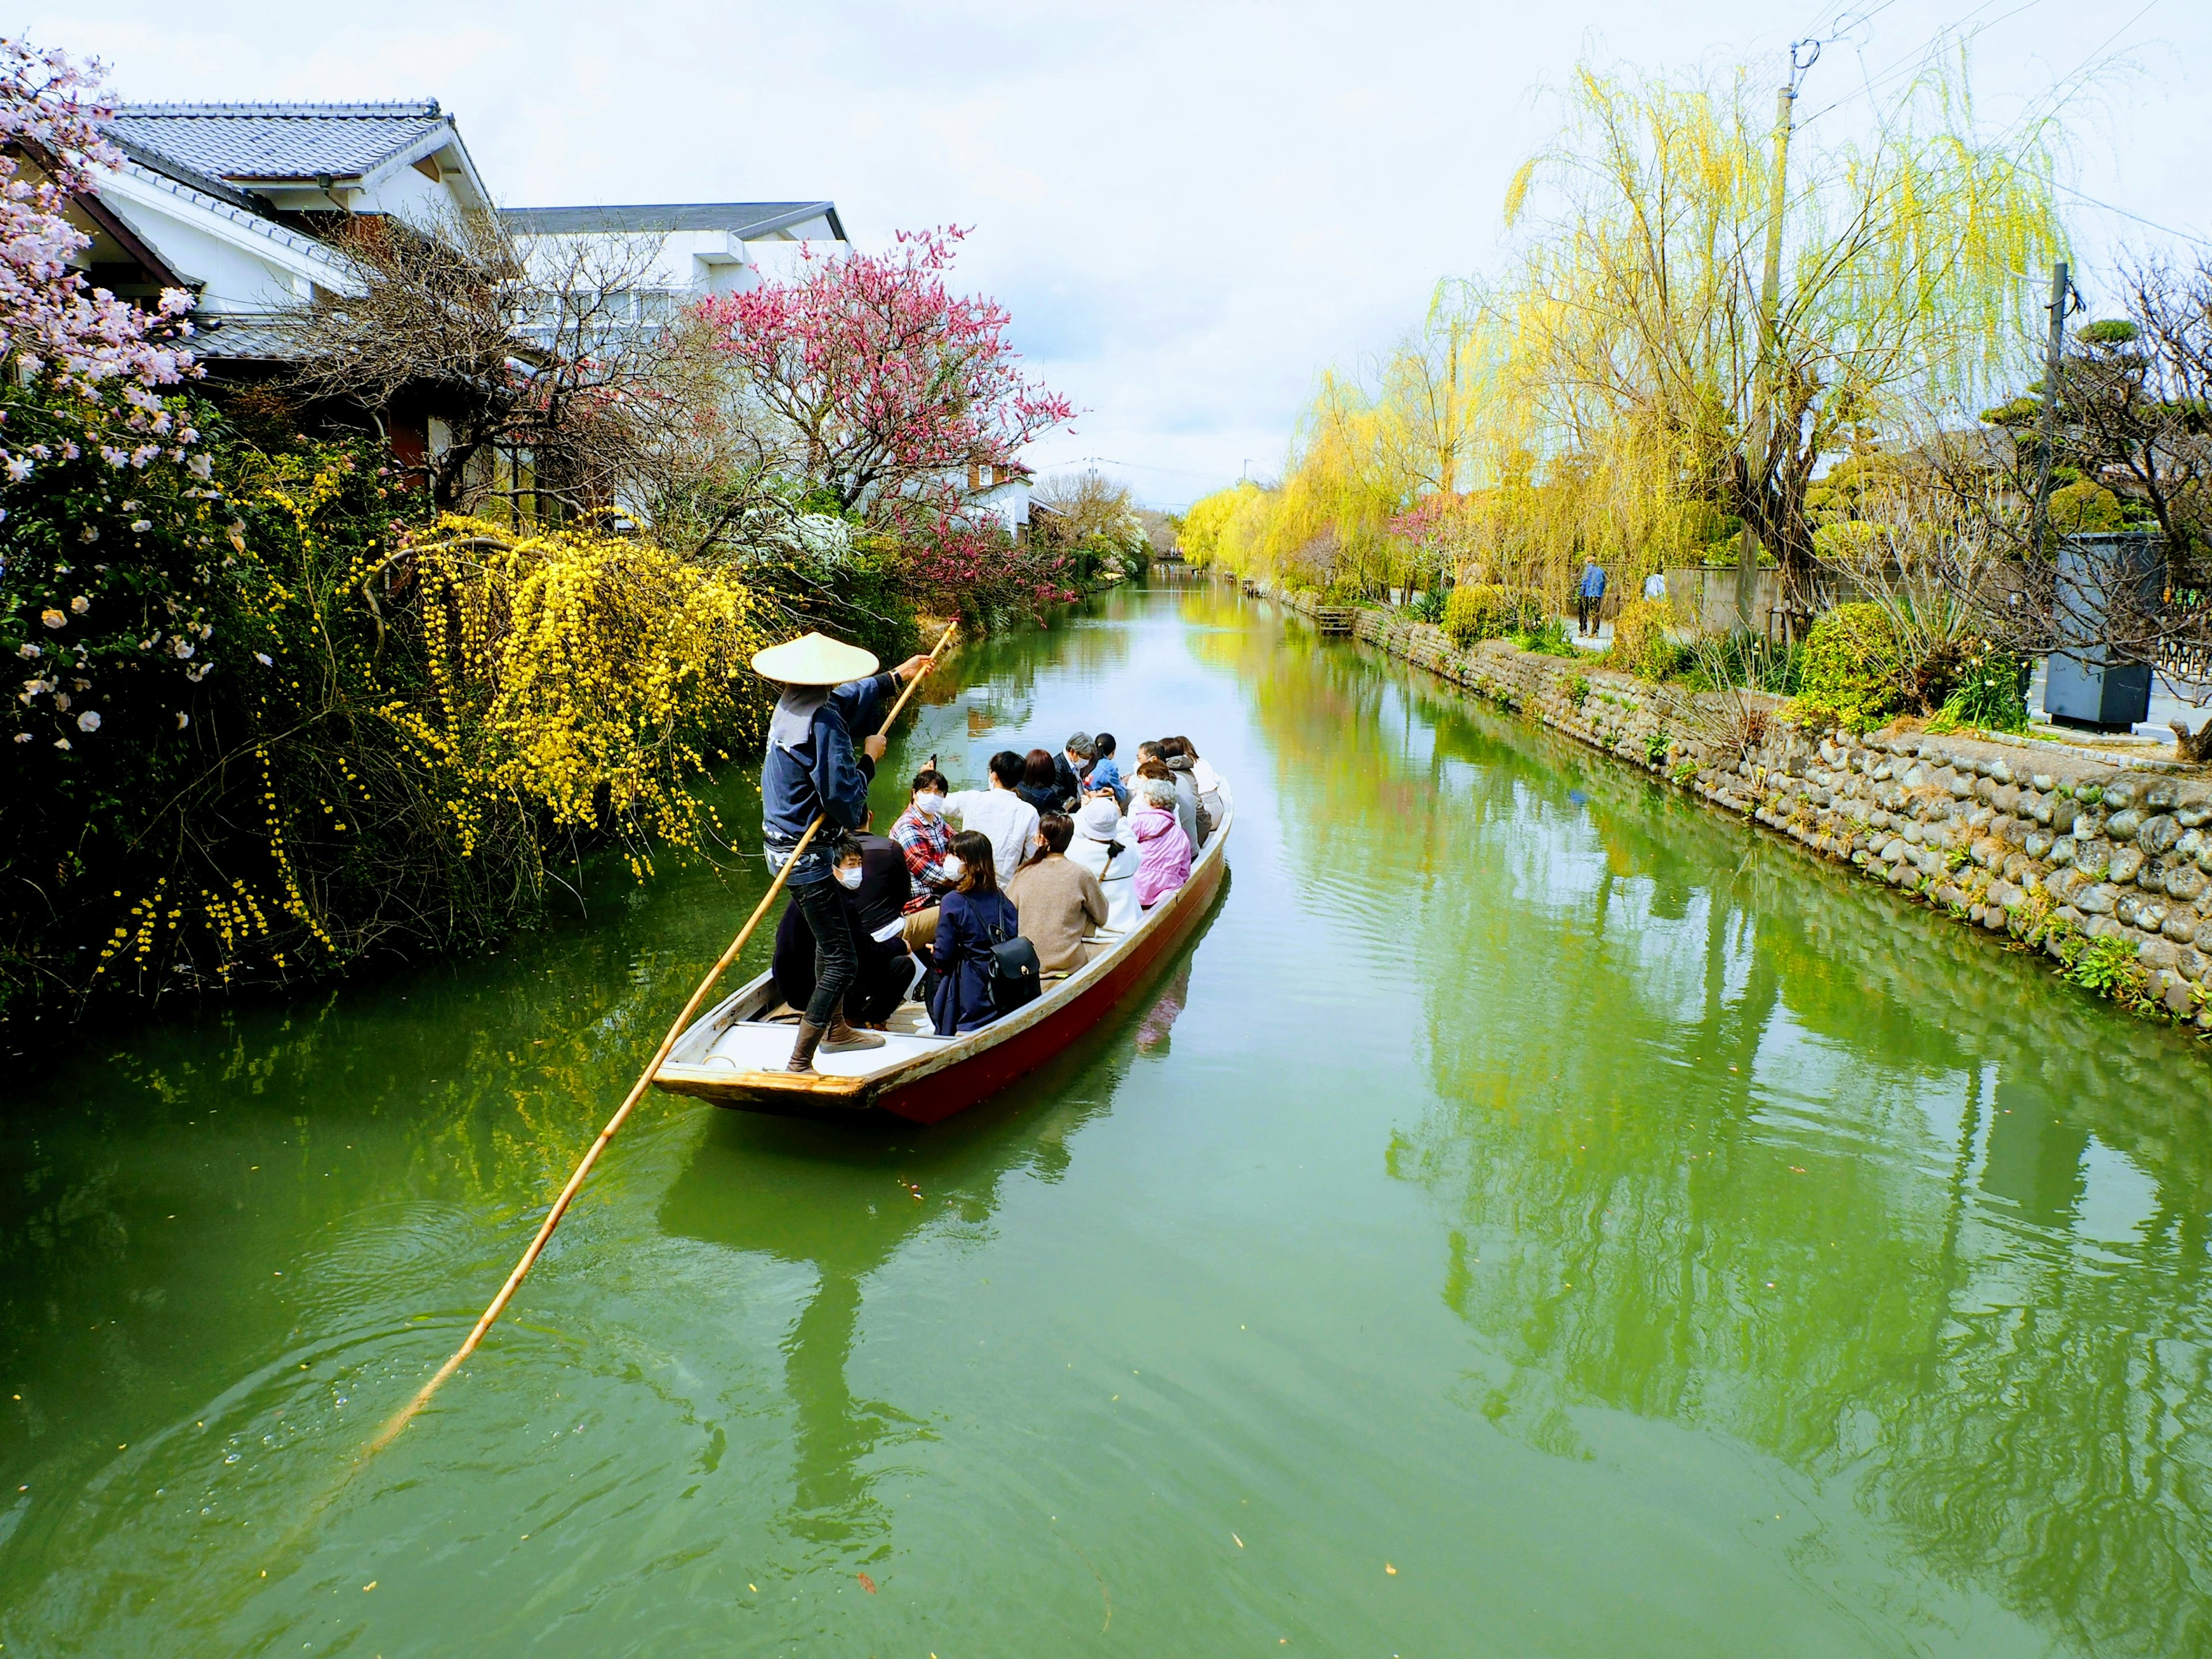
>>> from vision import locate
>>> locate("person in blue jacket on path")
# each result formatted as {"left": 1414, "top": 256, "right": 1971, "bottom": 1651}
{"left": 1576, "top": 558, "right": 1608, "bottom": 637}
{"left": 755, "top": 631, "right": 935, "bottom": 1072}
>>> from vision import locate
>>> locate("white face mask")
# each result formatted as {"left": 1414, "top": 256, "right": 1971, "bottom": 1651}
{"left": 915, "top": 793, "right": 946, "bottom": 817}
{"left": 940, "top": 855, "right": 963, "bottom": 881}
{"left": 835, "top": 865, "right": 863, "bottom": 891}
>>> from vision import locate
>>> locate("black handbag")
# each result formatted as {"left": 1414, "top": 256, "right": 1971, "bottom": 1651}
{"left": 984, "top": 916, "right": 1041, "bottom": 1014}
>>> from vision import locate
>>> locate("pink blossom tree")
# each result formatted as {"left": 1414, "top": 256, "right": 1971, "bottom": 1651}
{"left": 0, "top": 39, "right": 198, "bottom": 482}
{"left": 693, "top": 226, "right": 1073, "bottom": 529}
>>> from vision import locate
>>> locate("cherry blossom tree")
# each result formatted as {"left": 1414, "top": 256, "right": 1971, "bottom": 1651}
{"left": 692, "top": 226, "right": 1074, "bottom": 530}
{"left": 0, "top": 39, "right": 198, "bottom": 483}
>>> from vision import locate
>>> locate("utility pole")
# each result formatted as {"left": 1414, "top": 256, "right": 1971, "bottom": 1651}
{"left": 1737, "top": 41, "right": 1819, "bottom": 635}
{"left": 2029, "top": 259, "right": 2074, "bottom": 554}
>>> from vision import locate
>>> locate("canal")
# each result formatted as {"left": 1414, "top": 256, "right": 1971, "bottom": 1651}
{"left": 3, "top": 580, "right": 2209, "bottom": 1657}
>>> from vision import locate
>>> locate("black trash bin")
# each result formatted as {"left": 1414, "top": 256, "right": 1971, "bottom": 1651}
{"left": 2042, "top": 532, "right": 2161, "bottom": 733}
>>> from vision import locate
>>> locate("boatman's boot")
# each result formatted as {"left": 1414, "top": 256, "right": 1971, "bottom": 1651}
{"left": 786, "top": 1021, "right": 825, "bottom": 1073}
{"left": 821, "top": 1005, "right": 887, "bottom": 1052}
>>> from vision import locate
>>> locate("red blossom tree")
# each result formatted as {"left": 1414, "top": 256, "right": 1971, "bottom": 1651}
{"left": 692, "top": 226, "right": 1074, "bottom": 529}
{"left": 0, "top": 39, "right": 198, "bottom": 482}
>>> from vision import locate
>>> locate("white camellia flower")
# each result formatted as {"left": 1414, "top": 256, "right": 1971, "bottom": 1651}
{"left": 130, "top": 520, "right": 151, "bottom": 533}
{"left": 175, "top": 711, "right": 190, "bottom": 729}
{"left": 173, "top": 639, "right": 194, "bottom": 659}
{"left": 255, "top": 652, "right": 274, "bottom": 666}
{"left": 77, "top": 710, "right": 100, "bottom": 732}
{"left": 17, "top": 642, "right": 39, "bottom": 658}
{"left": 40, "top": 609, "right": 65, "bottom": 630}
{"left": 69, "top": 596, "right": 89, "bottom": 614}
{"left": 13, "top": 731, "right": 31, "bottom": 743}
{"left": 53, "top": 737, "right": 70, "bottom": 750}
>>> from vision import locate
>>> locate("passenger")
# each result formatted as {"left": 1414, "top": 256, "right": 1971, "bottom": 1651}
{"left": 1015, "top": 747, "right": 1064, "bottom": 817}
{"left": 1056, "top": 733, "right": 1093, "bottom": 809}
{"left": 1137, "top": 755, "right": 1198, "bottom": 853}
{"left": 929, "top": 828, "right": 1021, "bottom": 1036}
{"left": 942, "top": 751, "right": 1041, "bottom": 887}
{"left": 845, "top": 816, "right": 924, "bottom": 1024}
{"left": 766, "top": 827, "right": 914, "bottom": 1028}
{"left": 1007, "top": 812, "right": 1109, "bottom": 976}
{"left": 1088, "top": 732, "right": 1126, "bottom": 809}
{"left": 1130, "top": 775, "right": 1194, "bottom": 909}
{"left": 889, "top": 767, "right": 956, "bottom": 912}
{"left": 754, "top": 629, "right": 934, "bottom": 1072}
{"left": 1067, "top": 794, "right": 1142, "bottom": 933}
{"left": 1158, "top": 737, "right": 1212, "bottom": 846}
{"left": 1176, "top": 734, "right": 1232, "bottom": 828}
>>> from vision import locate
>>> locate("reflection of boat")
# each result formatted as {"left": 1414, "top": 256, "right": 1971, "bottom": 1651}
{"left": 654, "top": 806, "right": 1231, "bottom": 1124}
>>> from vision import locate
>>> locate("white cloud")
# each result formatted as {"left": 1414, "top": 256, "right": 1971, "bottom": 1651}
{"left": 48, "top": 0, "right": 2212, "bottom": 507}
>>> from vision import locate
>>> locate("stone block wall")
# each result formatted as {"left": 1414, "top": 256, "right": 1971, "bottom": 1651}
{"left": 1264, "top": 585, "right": 2212, "bottom": 1033}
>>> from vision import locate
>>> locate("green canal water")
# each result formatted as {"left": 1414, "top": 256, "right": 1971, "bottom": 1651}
{"left": 4, "top": 581, "right": 2210, "bottom": 1657}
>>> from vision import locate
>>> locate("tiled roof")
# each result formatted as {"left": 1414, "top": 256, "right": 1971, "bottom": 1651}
{"left": 108, "top": 101, "right": 450, "bottom": 184}
{"left": 499, "top": 201, "right": 846, "bottom": 240}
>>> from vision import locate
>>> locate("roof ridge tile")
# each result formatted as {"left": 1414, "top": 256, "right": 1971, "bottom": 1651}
{"left": 118, "top": 100, "right": 443, "bottom": 119}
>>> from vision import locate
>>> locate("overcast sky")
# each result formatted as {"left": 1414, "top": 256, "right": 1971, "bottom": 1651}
{"left": 51, "top": 0, "right": 2212, "bottom": 508}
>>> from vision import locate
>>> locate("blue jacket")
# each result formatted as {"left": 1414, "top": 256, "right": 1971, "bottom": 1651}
{"left": 929, "top": 888, "right": 1020, "bottom": 1035}
{"left": 760, "top": 672, "right": 896, "bottom": 886}
{"left": 1578, "top": 563, "right": 1608, "bottom": 599}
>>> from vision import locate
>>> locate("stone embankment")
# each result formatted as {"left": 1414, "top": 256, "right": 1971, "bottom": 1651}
{"left": 1264, "top": 586, "right": 2212, "bottom": 1032}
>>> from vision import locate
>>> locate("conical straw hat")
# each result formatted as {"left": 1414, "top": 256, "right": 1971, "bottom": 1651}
{"left": 751, "top": 631, "right": 880, "bottom": 687}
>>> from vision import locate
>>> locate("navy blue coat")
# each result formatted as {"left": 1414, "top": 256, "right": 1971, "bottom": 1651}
{"left": 928, "top": 889, "right": 1018, "bottom": 1036}
{"left": 760, "top": 672, "right": 896, "bottom": 886}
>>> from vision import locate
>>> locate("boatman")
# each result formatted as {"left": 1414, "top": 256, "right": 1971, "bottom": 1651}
{"left": 754, "top": 631, "right": 936, "bottom": 1073}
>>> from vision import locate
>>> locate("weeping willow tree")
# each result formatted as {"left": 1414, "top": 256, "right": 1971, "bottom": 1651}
{"left": 1502, "top": 53, "right": 2065, "bottom": 593}
{"left": 1191, "top": 43, "right": 2069, "bottom": 612}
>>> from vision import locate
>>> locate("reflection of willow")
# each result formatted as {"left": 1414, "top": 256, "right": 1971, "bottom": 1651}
{"left": 1226, "top": 625, "right": 2212, "bottom": 1654}
{"left": 656, "top": 929, "right": 1206, "bottom": 1551}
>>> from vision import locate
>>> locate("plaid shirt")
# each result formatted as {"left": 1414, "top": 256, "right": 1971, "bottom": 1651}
{"left": 889, "top": 804, "right": 954, "bottom": 911}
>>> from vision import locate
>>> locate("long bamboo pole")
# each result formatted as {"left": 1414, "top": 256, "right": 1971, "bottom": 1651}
{"left": 369, "top": 622, "right": 956, "bottom": 1452}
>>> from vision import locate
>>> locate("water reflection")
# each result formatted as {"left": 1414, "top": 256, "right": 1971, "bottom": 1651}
{"left": 1217, "top": 593, "right": 2212, "bottom": 1658}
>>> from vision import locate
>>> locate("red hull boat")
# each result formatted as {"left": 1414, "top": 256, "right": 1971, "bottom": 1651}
{"left": 654, "top": 805, "right": 1231, "bottom": 1124}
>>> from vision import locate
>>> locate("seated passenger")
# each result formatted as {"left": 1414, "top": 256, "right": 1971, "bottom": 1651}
{"left": 929, "top": 829, "right": 1021, "bottom": 1036}
{"left": 1056, "top": 733, "right": 1093, "bottom": 809}
{"left": 1158, "top": 737, "right": 1212, "bottom": 845}
{"left": 845, "top": 816, "right": 923, "bottom": 1025}
{"left": 1131, "top": 777, "right": 1194, "bottom": 910}
{"left": 1176, "top": 735, "right": 1232, "bottom": 828}
{"left": 890, "top": 767, "right": 956, "bottom": 911}
{"left": 1007, "top": 812, "right": 1108, "bottom": 975}
{"left": 943, "top": 751, "right": 1041, "bottom": 887}
{"left": 1136, "top": 756, "right": 1198, "bottom": 853}
{"left": 1067, "top": 794, "right": 1142, "bottom": 933}
{"left": 1015, "top": 747, "right": 1064, "bottom": 817}
{"left": 1087, "top": 732, "right": 1126, "bottom": 809}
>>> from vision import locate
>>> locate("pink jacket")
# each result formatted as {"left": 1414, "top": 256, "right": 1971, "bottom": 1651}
{"left": 1131, "top": 806, "right": 1193, "bottom": 908}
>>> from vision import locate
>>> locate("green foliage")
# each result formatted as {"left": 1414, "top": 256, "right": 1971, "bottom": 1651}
{"left": 1926, "top": 646, "right": 2029, "bottom": 734}
{"left": 1608, "top": 596, "right": 1684, "bottom": 680}
{"left": 1789, "top": 603, "right": 1903, "bottom": 733}
{"left": 1566, "top": 673, "right": 1592, "bottom": 707}
{"left": 1642, "top": 729, "right": 1672, "bottom": 766}
{"left": 1512, "top": 616, "right": 1580, "bottom": 658}
{"left": 1410, "top": 585, "right": 1450, "bottom": 625}
{"left": 2078, "top": 318, "right": 2140, "bottom": 346}
{"left": 2059, "top": 934, "right": 2153, "bottom": 1007}
{"left": 1679, "top": 630, "right": 1802, "bottom": 696}
{"left": 1442, "top": 582, "right": 1540, "bottom": 646}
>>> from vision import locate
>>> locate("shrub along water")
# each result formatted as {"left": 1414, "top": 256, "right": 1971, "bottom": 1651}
{"left": 1, "top": 393, "right": 775, "bottom": 1036}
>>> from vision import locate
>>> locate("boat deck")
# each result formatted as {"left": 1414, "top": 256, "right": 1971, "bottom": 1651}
{"left": 695, "top": 1003, "right": 951, "bottom": 1079}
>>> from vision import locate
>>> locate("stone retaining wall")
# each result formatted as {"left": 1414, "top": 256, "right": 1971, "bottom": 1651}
{"left": 1263, "top": 585, "right": 2212, "bottom": 1033}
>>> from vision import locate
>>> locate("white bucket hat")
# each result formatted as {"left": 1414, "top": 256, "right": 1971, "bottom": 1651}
{"left": 751, "top": 631, "right": 880, "bottom": 687}
{"left": 1076, "top": 797, "right": 1121, "bottom": 842}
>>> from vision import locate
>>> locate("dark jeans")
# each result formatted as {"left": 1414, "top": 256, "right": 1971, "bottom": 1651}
{"left": 790, "top": 877, "right": 858, "bottom": 1027}
{"left": 1577, "top": 595, "right": 1599, "bottom": 634}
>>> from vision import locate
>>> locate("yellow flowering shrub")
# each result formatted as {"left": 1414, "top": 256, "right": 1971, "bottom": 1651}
{"left": 382, "top": 516, "right": 772, "bottom": 867}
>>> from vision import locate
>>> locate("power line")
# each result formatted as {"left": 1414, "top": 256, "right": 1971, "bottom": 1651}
{"left": 2052, "top": 182, "right": 2210, "bottom": 248}
{"left": 1797, "top": 0, "right": 2043, "bottom": 124}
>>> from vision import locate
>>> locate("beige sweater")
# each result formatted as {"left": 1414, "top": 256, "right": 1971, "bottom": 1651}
{"left": 1007, "top": 855, "right": 1109, "bottom": 974}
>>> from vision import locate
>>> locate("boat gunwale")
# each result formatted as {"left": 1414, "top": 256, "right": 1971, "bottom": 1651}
{"left": 653, "top": 801, "right": 1233, "bottom": 1108}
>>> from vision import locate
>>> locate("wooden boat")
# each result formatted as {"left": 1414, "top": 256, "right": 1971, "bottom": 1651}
{"left": 654, "top": 803, "right": 1232, "bottom": 1125}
